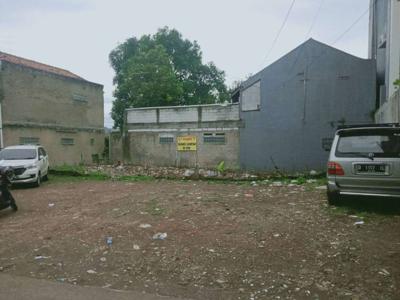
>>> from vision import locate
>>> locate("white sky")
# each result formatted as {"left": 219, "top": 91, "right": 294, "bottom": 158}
{"left": 0, "top": 0, "right": 370, "bottom": 128}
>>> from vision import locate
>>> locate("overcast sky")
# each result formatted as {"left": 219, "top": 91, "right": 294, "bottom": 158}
{"left": 0, "top": 0, "right": 370, "bottom": 128}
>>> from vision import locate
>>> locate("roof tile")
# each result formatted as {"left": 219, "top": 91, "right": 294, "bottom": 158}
{"left": 0, "top": 51, "right": 85, "bottom": 81}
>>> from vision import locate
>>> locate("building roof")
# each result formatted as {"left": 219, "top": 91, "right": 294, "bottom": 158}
{"left": 0, "top": 51, "right": 84, "bottom": 81}
{"left": 242, "top": 38, "right": 371, "bottom": 89}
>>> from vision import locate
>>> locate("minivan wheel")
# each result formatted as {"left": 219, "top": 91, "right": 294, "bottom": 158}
{"left": 327, "top": 191, "right": 341, "bottom": 205}
{"left": 43, "top": 169, "right": 49, "bottom": 181}
{"left": 10, "top": 202, "right": 18, "bottom": 211}
{"left": 34, "top": 172, "right": 41, "bottom": 187}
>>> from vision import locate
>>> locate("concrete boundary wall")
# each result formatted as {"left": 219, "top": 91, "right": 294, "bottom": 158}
{"left": 127, "top": 104, "right": 239, "bottom": 125}
{"left": 375, "top": 89, "right": 400, "bottom": 123}
{"left": 115, "top": 103, "right": 241, "bottom": 169}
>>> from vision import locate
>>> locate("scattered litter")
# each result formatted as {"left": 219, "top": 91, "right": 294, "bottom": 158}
{"left": 208, "top": 249, "right": 216, "bottom": 253}
{"left": 100, "top": 257, "right": 107, "bottom": 262}
{"left": 106, "top": 237, "right": 113, "bottom": 246}
{"left": 206, "top": 170, "right": 218, "bottom": 177}
{"left": 139, "top": 224, "right": 152, "bottom": 229}
{"left": 244, "top": 193, "right": 254, "bottom": 198}
{"left": 272, "top": 181, "right": 283, "bottom": 187}
{"left": 315, "top": 186, "right": 327, "bottom": 190}
{"left": 251, "top": 181, "right": 258, "bottom": 186}
{"left": 133, "top": 244, "right": 140, "bottom": 250}
{"left": 310, "top": 170, "right": 318, "bottom": 176}
{"left": 48, "top": 203, "right": 55, "bottom": 208}
{"left": 183, "top": 169, "right": 195, "bottom": 177}
{"left": 354, "top": 221, "right": 365, "bottom": 226}
{"left": 87, "top": 269, "right": 97, "bottom": 274}
{"left": 152, "top": 232, "right": 168, "bottom": 240}
{"left": 306, "top": 179, "right": 317, "bottom": 183}
{"left": 34, "top": 255, "right": 50, "bottom": 260}
{"left": 290, "top": 180, "right": 298, "bottom": 184}
{"left": 102, "top": 283, "right": 112, "bottom": 288}
{"left": 56, "top": 278, "right": 66, "bottom": 283}
{"left": 379, "top": 269, "right": 390, "bottom": 276}
{"left": 273, "top": 233, "right": 281, "bottom": 238}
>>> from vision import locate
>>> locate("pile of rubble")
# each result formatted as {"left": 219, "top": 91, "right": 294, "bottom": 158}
{"left": 86, "top": 164, "right": 258, "bottom": 180}
{"left": 86, "top": 164, "right": 323, "bottom": 181}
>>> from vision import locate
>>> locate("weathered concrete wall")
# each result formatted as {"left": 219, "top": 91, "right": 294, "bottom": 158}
{"left": 122, "top": 104, "right": 241, "bottom": 169}
{"left": 126, "top": 130, "right": 239, "bottom": 169}
{"left": 239, "top": 39, "right": 376, "bottom": 172}
{"left": 127, "top": 104, "right": 240, "bottom": 125}
{"left": 0, "top": 61, "right": 105, "bottom": 165}
{"left": 375, "top": 89, "right": 400, "bottom": 123}
{"left": 3, "top": 127, "right": 104, "bottom": 166}
{"left": 109, "top": 132, "right": 124, "bottom": 163}
{"left": 1, "top": 61, "right": 104, "bottom": 128}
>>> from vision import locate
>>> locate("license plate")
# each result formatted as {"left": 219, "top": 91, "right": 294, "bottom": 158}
{"left": 355, "top": 164, "right": 388, "bottom": 175}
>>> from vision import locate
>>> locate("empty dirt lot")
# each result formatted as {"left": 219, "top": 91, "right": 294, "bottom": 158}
{"left": 0, "top": 178, "right": 399, "bottom": 299}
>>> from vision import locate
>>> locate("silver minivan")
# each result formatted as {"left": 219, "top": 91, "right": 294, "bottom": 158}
{"left": 327, "top": 123, "right": 400, "bottom": 204}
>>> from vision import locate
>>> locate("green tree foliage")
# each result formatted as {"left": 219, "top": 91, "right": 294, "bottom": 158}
{"left": 394, "top": 79, "right": 400, "bottom": 88}
{"left": 109, "top": 27, "right": 229, "bottom": 129}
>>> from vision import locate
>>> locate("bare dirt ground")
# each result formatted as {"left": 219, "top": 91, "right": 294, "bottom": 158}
{"left": 0, "top": 178, "right": 399, "bottom": 299}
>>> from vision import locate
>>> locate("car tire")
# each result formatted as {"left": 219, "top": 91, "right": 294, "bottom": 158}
{"left": 43, "top": 169, "right": 49, "bottom": 181}
{"left": 34, "top": 172, "right": 41, "bottom": 187}
{"left": 10, "top": 202, "right": 18, "bottom": 211}
{"left": 327, "top": 191, "right": 341, "bottom": 205}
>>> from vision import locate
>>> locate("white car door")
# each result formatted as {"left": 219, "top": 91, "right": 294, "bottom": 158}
{"left": 42, "top": 148, "right": 49, "bottom": 174}
{"left": 38, "top": 148, "right": 47, "bottom": 175}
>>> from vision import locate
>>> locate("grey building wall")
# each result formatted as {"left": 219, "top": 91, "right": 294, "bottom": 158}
{"left": 0, "top": 61, "right": 105, "bottom": 166}
{"left": 239, "top": 39, "right": 376, "bottom": 172}
{"left": 121, "top": 104, "right": 241, "bottom": 169}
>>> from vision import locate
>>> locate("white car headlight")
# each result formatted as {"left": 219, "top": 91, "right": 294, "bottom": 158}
{"left": 26, "top": 164, "right": 38, "bottom": 170}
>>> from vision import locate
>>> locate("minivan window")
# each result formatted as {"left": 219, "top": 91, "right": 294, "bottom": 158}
{"left": 0, "top": 149, "right": 37, "bottom": 160}
{"left": 336, "top": 129, "right": 400, "bottom": 158}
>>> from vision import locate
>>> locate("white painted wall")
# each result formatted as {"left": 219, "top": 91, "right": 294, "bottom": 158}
{"left": 127, "top": 104, "right": 239, "bottom": 124}
{"left": 241, "top": 81, "right": 261, "bottom": 111}
{"left": 127, "top": 109, "right": 157, "bottom": 124}
{"left": 202, "top": 105, "right": 240, "bottom": 122}
{"left": 159, "top": 107, "right": 198, "bottom": 123}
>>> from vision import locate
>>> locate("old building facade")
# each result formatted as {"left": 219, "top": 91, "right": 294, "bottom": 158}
{"left": 111, "top": 104, "right": 241, "bottom": 169}
{"left": 0, "top": 52, "right": 104, "bottom": 166}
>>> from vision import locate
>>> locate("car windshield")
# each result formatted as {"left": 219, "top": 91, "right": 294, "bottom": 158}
{"left": 0, "top": 149, "right": 37, "bottom": 160}
{"left": 336, "top": 129, "right": 400, "bottom": 158}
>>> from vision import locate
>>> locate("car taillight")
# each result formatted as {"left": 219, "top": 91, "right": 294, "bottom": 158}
{"left": 327, "top": 161, "right": 345, "bottom": 176}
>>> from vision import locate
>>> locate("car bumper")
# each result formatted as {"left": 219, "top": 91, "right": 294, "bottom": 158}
{"left": 327, "top": 180, "right": 400, "bottom": 198}
{"left": 11, "top": 170, "right": 38, "bottom": 184}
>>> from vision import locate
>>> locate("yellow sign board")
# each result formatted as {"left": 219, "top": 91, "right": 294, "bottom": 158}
{"left": 177, "top": 136, "right": 197, "bottom": 151}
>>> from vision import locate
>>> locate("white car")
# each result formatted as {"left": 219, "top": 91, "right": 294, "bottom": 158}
{"left": 0, "top": 145, "right": 49, "bottom": 187}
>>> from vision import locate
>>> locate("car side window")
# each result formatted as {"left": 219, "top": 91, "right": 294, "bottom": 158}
{"left": 39, "top": 148, "right": 46, "bottom": 158}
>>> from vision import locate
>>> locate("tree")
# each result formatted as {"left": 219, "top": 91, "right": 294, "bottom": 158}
{"left": 109, "top": 27, "right": 229, "bottom": 129}
{"left": 394, "top": 78, "right": 400, "bottom": 88}
{"left": 111, "top": 46, "right": 183, "bottom": 128}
